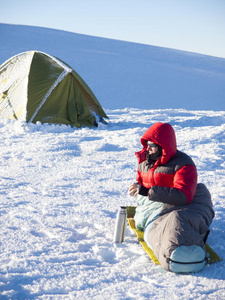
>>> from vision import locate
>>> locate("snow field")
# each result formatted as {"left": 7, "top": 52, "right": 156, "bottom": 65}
{"left": 0, "top": 109, "right": 225, "bottom": 299}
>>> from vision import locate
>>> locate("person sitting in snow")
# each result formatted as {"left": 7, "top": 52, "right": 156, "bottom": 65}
{"left": 128, "top": 122, "right": 214, "bottom": 273}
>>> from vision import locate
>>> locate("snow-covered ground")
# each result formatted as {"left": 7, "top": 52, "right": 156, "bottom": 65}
{"left": 0, "top": 24, "right": 225, "bottom": 299}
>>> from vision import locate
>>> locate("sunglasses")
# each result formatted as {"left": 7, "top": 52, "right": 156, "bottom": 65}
{"left": 146, "top": 142, "right": 158, "bottom": 148}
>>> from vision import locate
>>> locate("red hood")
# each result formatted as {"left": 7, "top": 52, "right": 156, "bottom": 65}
{"left": 136, "top": 122, "right": 177, "bottom": 165}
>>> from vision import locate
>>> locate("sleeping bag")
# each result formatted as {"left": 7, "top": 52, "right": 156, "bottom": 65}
{"left": 135, "top": 183, "right": 214, "bottom": 272}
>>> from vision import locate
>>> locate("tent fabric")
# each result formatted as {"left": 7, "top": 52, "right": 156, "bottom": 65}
{"left": 0, "top": 51, "right": 108, "bottom": 127}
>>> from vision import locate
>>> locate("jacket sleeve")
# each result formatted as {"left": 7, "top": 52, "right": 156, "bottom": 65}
{"left": 144, "top": 164, "right": 197, "bottom": 205}
{"left": 136, "top": 168, "right": 143, "bottom": 185}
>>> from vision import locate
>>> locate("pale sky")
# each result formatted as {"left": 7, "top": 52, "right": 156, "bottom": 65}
{"left": 1, "top": 0, "right": 225, "bottom": 58}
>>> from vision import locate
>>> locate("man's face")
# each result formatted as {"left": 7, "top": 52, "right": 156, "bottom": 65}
{"left": 146, "top": 141, "right": 158, "bottom": 155}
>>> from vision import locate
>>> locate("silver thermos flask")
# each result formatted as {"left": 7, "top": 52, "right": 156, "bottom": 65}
{"left": 113, "top": 206, "right": 127, "bottom": 243}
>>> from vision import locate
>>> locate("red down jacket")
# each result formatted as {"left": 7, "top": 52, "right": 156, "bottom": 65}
{"left": 135, "top": 122, "right": 197, "bottom": 205}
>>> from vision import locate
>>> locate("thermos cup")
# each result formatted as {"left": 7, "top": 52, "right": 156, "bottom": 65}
{"left": 113, "top": 206, "right": 127, "bottom": 243}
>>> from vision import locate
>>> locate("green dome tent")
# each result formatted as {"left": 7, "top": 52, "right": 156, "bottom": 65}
{"left": 0, "top": 51, "right": 108, "bottom": 127}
